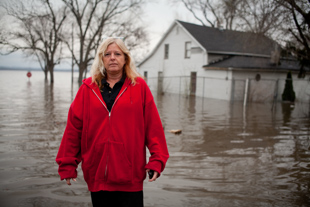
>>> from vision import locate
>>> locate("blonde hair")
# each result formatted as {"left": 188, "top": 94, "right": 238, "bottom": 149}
{"left": 90, "top": 37, "right": 140, "bottom": 87}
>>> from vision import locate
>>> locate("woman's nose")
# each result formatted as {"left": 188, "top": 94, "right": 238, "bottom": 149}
{"left": 110, "top": 53, "right": 115, "bottom": 59}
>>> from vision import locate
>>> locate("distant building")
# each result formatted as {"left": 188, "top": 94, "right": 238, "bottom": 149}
{"left": 138, "top": 20, "right": 309, "bottom": 103}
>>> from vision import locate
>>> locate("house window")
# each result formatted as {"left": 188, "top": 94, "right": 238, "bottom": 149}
{"left": 255, "top": 74, "right": 261, "bottom": 81}
{"left": 164, "top": 44, "right": 169, "bottom": 59}
{"left": 185, "top": 41, "right": 191, "bottom": 58}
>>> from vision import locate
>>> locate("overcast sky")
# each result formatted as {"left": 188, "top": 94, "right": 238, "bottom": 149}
{"left": 0, "top": 0, "right": 199, "bottom": 69}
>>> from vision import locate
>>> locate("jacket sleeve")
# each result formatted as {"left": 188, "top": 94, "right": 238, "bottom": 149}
{"left": 143, "top": 83, "right": 169, "bottom": 176}
{"left": 55, "top": 86, "right": 84, "bottom": 180}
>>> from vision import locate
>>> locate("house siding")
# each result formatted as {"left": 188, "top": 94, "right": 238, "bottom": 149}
{"left": 139, "top": 23, "right": 206, "bottom": 93}
{"left": 197, "top": 69, "right": 233, "bottom": 100}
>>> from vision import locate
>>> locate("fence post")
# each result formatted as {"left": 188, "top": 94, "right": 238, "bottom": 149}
{"left": 231, "top": 78, "right": 235, "bottom": 103}
{"left": 179, "top": 76, "right": 181, "bottom": 95}
{"left": 272, "top": 79, "right": 279, "bottom": 111}
{"left": 190, "top": 72, "right": 197, "bottom": 96}
{"left": 158, "top": 71, "right": 163, "bottom": 95}
{"left": 244, "top": 78, "right": 249, "bottom": 107}
{"left": 203, "top": 77, "right": 205, "bottom": 99}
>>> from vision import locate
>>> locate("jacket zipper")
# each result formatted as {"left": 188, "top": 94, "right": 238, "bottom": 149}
{"left": 92, "top": 86, "right": 128, "bottom": 181}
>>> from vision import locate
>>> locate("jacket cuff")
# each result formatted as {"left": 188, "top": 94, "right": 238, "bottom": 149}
{"left": 145, "top": 161, "right": 163, "bottom": 177}
{"left": 58, "top": 167, "right": 77, "bottom": 180}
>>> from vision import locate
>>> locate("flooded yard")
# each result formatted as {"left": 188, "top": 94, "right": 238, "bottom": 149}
{"left": 0, "top": 70, "right": 309, "bottom": 206}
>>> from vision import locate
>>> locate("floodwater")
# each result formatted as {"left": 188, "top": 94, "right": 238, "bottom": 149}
{"left": 0, "top": 70, "right": 309, "bottom": 207}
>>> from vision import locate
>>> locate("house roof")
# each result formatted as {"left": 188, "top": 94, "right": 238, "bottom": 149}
{"left": 204, "top": 56, "right": 303, "bottom": 71}
{"left": 177, "top": 20, "right": 277, "bottom": 57}
{"left": 138, "top": 20, "right": 288, "bottom": 69}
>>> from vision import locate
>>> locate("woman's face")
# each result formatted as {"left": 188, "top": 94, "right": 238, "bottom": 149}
{"left": 103, "top": 43, "right": 126, "bottom": 76}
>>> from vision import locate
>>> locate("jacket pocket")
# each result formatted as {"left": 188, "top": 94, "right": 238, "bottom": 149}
{"left": 106, "top": 141, "right": 132, "bottom": 184}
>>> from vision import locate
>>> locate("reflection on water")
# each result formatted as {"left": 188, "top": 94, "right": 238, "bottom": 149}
{"left": 0, "top": 70, "right": 309, "bottom": 207}
{"left": 154, "top": 94, "right": 310, "bottom": 207}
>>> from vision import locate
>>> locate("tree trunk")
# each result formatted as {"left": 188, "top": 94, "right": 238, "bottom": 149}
{"left": 47, "top": 64, "right": 54, "bottom": 84}
{"left": 49, "top": 70, "right": 54, "bottom": 84}
{"left": 44, "top": 68, "right": 48, "bottom": 82}
{"left": 78, "top": 62, "right": 87, "bottom": 85}
{"left": 78, "top": 69, "right": 84, "bottom": 85}
{"left": 50, "top": 70, "right": 54, "bottom": 84}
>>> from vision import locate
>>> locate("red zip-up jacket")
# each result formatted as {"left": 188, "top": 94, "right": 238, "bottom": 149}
{"left": 56, "top": 77, "right": 169, "bottom": 192}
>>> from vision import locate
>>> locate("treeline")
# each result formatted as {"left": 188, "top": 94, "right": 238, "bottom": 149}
{"left": 0, "top": 0, "right": 148, "bottom": 84}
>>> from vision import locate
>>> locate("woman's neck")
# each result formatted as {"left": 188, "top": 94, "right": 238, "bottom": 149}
{"left": 106, "top": 71, "right": 123, "bottom": 88}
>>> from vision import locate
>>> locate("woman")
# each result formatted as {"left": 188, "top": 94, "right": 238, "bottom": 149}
{"left": 56, "top": 37, "right": 169, "bottom": 207}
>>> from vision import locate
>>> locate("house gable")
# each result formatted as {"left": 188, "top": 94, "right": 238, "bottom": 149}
{"left": 138, "top": 20, "right": 207, "bottom": 68}
{"left": 138, "top": 20, "right": 207, "bottom": 78}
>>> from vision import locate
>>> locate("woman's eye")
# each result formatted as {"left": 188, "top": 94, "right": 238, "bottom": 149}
{"left": 104, "top": 53, "right": 110, "bottom": 56}
{"left": 115, "top": 53, "right": 121, "bottom": 56}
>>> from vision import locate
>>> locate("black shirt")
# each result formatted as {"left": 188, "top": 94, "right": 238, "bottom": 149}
{"left": 100, "top": 76, "right": 125, "bottom": 112}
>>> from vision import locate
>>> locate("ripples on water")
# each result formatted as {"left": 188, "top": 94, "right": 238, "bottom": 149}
{"left": 0, "top": 70, "right": 309, "bottom": 207}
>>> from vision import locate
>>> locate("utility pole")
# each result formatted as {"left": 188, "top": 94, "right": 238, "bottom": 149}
{"left": 71, "top": 23, "right": 74, "bottom": 85}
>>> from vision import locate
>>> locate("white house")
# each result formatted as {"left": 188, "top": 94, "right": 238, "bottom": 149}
{"left": 138, "top": 20, "right": 309, "bottom": 103}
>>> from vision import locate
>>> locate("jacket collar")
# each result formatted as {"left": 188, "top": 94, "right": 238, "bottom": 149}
{"left": 82, "top": 76, "right": 131, "bottom": 90}
{"left": 101, "top": 75, "right": 126, "bottom": 88}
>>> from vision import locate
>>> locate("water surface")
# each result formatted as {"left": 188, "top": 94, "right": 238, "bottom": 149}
{"left": 0, "top": 70, "right": 309, "bottom": 206}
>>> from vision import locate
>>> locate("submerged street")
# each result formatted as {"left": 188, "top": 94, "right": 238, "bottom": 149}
{"left": 0, "top": 70, "right": 309, "bottom": 207}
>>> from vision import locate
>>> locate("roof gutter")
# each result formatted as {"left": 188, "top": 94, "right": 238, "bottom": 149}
{"left": 208, "top": 51, "right": 271, "bottom": 58}
{"left": 204, "top": 66, "right": 299, "bottom": 72}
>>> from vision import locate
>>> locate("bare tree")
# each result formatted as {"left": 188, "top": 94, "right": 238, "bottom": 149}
{"left": 222, "top": 0, "right": 243, "bottom": 30}
{"left": 176, "top": 0, "right": 223, "bottom": 28}
{"left": 176, "top": 0, "right": 283, "bottom": 34}
{"left": 62, "top": 0, "right": 147, "bottom": 84}
{"left": 173, "top": 0, "right": 242, "bottom": 29}
{"left": 106, "top": 17, "right": 149, "bottom": 62}
{"left": 237, "top": 0, "right": 284, "bottom": 36}
{"left": 0, "top": 0, "right": 67, "bottom": 83}
{"left": 276, "top": 0, "right": 310, "bottom": 77}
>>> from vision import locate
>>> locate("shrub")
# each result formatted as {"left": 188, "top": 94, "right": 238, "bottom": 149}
{"left": 282, "top": 71, "right": 296, "bottom": 102}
